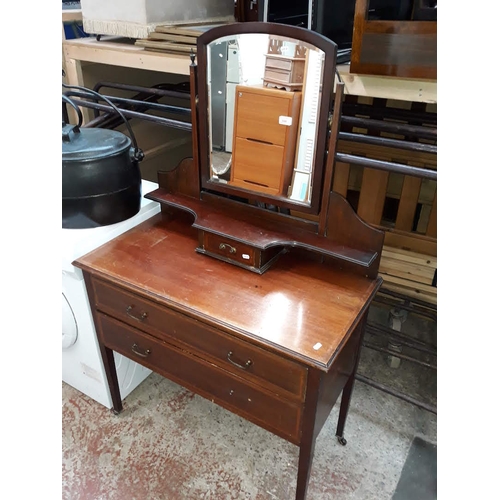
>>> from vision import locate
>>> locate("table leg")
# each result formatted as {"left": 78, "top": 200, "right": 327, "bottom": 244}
{"left": 62, "top": 54, "right": 92, "bottom": 124}
{"left": 98, "top": 344, "right": 123, "bottom": 415}
{"left": 336, "top": 313, "right": 368, "bottom": 444}
{"left": 296, "top": 369, "right": 322, "bottom": 500}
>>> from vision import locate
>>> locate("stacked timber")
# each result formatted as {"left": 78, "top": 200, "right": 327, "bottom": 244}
{"left": 379, "top": 246, "right": 437, "bottom": 305}
{"left": 134, "top": 23, "right": 222, "bottom": 54}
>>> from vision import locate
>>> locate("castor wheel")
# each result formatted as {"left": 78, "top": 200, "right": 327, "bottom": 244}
{"left": 337, "top": 436, "right": 347, "bottom": 446}
{"left": 111, "top": 408, "right": 122, "bottom": 415}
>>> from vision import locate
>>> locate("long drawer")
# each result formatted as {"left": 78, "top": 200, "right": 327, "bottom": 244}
{"left": 91, "top": 279, "right": 308, "bottom": 401}
{"left": 97, "top": 313, "right": 303, "bottom": 443}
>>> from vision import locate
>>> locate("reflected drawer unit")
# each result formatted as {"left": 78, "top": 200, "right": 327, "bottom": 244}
{"left": 230, "top": 85, "right": 302, "bottom": 196}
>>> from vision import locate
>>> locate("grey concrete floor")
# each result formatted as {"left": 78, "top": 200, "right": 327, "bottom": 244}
{"left": 62, "top": 303, "right": 437, "bottom": 500}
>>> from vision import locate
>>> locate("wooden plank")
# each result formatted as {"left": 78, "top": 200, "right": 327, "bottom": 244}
{"left": 336, "top": 65, "right": 436, "bottom": 104}
{"left": 426, "top": 192, "right": 437, "bottom": 238}
{"left": 332, "top": 162, "right": 350, "bottom": 197}
{"left": 380, "top": 280, "right": 437, "bottom": 305}
{"left": 379, "top": 273, "right": 437, "bottom": 295}
{"left": 63, "top": 38, "right": 192, "bottom": 75}
{"left": 337, "top": 139, "right": 437, "bottom": 169}
{"left": 381, "top": 228, "right": 437, "bottom": 256}
{"left": 147, "top": 32, "right": 198, "bottom": 44}
{"left": 382, "top": 247, "right": 437, "bottom": 268}
{"left": 395, "top": 176, "right": 422, "bottom": 231}
{"left": 135, "top": 39, "right": 197, "bottom": 54}
{"left": 357, "top": 168, "right": 389, "bottom": 225}
{"left": 379, "top": 257, "right": 435, "bottom": 285}
{"left": 62, "top": 9, "right": 82, "bottom": 23}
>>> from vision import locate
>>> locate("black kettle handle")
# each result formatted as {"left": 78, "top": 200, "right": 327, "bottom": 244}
{"left": 62, "top": 94, "right": 83, "bottom": 134}
{"left": 62, "top": 83, "right": 144, "bottom": 162}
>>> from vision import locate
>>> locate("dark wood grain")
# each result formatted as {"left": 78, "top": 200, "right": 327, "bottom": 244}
{"left": 146, "top": 189, "right": 379, "bottom": 270}
{"left": 74, "top": 213, "right": 381, "bottom": 371}
{"left": 196, "top": 22, "right": 337, "bottom": 215}
{"left": 350, "top": 0, "right": 437, "bottom": 79}
{"left": 96, "top": 313, "right": 303, "bottom": 443}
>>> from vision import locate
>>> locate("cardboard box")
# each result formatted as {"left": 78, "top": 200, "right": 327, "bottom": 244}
{"left": 81, "top": 0, "right": 235, "bottom": 39}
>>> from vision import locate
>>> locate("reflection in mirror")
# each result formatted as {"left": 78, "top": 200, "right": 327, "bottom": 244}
{"left": 207, "top": 34, "right": 325, "bottom": 206}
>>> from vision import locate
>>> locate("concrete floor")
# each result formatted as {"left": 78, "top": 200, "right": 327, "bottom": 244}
{"left": 62, "top": 303, "right": 437, "bottom": 500}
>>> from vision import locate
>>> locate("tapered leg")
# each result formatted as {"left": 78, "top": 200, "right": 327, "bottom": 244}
{"left": 296, "top": 369, "right": 322, "bottom": 500}
{"left": 296, "top": 436, "right": 316, "bottom": 500}
{"left": 336, "top": 313, "right": 368, "bottom": 443}
{"left": 99, "top": 344, "right": 123, "bottom": 414}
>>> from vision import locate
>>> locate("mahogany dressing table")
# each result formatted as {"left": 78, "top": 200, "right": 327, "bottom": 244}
{"left": 74, "top": 22, "right": 385, "bottom": 500}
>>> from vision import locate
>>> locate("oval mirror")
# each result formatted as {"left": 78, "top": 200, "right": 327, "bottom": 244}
{"left": 196, "top": 23, "right": 337, "bottom": 214}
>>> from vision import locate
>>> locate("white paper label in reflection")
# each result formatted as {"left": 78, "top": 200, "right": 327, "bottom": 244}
{"left": 279, "top": 116, "right": 292, "bottom": 126}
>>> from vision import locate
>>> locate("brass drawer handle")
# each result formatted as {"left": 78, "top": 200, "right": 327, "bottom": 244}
{"left": 131, "top": 343, "right": 151, "bottom": 358}
{"left": 219, "top": 243, "right": 236, "bottom": 254}
{"left": 227, "top": 351, "right": 253, "bottom": 370}
{"left": 126, "top": 305, "right": 148, "bottom": 322}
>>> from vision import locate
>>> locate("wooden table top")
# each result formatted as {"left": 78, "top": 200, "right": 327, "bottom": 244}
{"left": 74, "top": 213, "right": 381, "bottom": 371}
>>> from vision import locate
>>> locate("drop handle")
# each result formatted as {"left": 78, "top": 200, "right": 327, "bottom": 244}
{"left": 131, "top": 344, "right": 151, "bottom": 358}
{"left": 227, "top": 351, "right": 253, "bottom": 370}
{"left": 126, "top": 305, "right": 148, "bottom": 322}
{"left": 219, "top": 243, "right": 236, "bottom": 254}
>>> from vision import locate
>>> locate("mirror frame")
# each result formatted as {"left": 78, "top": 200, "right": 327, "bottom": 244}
{"left": 196, "top": 22, "right": 337, "bottom": 215}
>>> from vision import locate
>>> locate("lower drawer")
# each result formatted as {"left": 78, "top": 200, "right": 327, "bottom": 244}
{"left": 231, "top": 137, "right": 284, "bottom": 192}
{"left": 97, "top": 313, "right": 303, "bottom": 443}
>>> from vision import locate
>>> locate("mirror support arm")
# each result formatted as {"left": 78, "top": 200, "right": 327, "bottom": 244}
{"left": 189, "top": 50, "right": 201, "bottom": 193}
{"left": 319, "top": 82, "right": 345, "bottom": 236}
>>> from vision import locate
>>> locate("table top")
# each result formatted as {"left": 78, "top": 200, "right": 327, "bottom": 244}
{"left": 74, "top": 213, "right": 381, "bottom": 371}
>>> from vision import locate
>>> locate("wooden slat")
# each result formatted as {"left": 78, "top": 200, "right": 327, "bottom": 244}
{"left": 357, "top": 168, "right": 389, "bottom": 224}
{"left": 395, "top": 176, "right": 422, "bottom": 231}
{"left": 382, "top": 247, "right": 437, "bottom": 268}
{"left": 381, "top": 228, "right": 437, "bottom": 256}
{"left": 380, "top": 280, "right": 437, "bottom": 305}
{"left": 379, "top": 257, "right": 435, "bottom": 285}
{"left": 380, "top": 272, "right": 436, "bottom": 293}
{"left": 332, "top": 162, "right": 350, "bottom": 197}
{"left": 337, "top": 139, "right": 437, "bottom": 169}
{"left": 426, "top": 192, "right": 437, "bottom": 238}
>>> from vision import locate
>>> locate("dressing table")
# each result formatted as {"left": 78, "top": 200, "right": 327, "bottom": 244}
{"left": 74, "top": 22, "right": 385, "bottom": 500}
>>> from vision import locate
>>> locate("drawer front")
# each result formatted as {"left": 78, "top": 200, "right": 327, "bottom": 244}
{"left": 97, "top": 313, "right": 302, "bottom": 443}
{"left": 92, "top": 279, "right": 307, "bottom": 401}
{"left": 232, "top": 137, "right": 284, "bottom": 191}
{"left": 265, "top": 58, "right": 293, "bottom": 71}
{"left": 234, "top": 90, "right": 290, "bottom": 146}
{"left": 264, "top": 68, "right": 293, "bottom": 84}
{"left": 203, "top": 232, "right": 257, "bottom": 267}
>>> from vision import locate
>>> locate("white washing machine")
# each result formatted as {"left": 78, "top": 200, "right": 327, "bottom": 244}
{"left": 62, "top": 179, "right": 161, "bottom": 408}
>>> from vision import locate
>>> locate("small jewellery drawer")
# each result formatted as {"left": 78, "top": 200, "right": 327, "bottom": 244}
{"left": 97, "top": 313, "right": 303, "bottom": 442}
{"left": 92, "top": 279, "right": 307, "bottom": 401}
{"left": 202, "top": 231, "right": 257, "bottom": 267}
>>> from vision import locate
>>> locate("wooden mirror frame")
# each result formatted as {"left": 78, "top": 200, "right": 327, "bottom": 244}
{"left": 196, "top": 22, "right": 338, "bottom": 215}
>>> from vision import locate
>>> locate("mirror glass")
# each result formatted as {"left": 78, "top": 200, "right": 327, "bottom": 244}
{"left": 206, "top": 33, "right": 326, "bottom": 206}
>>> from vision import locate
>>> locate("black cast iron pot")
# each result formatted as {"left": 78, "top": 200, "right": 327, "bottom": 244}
{"left": 62, "top": 92, "right": 144, "bottom": 229}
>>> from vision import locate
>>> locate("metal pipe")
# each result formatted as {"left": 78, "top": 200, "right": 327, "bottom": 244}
{"left": 66, "top": 91, "right": 191, "bottom": 117}
{"left": 66, "top": 98, "right": 193, "bottom": 132}
{"left": 93, "top": 81, "right": 190, "bottom": 100}
{"left": 365, "top": 324, "right": 437, "bottom": 355}
{"left": 338, "top": 131, "right": 437, "bottom": 154}
{"left": 362, "top": 341, "right": 437, "bottom": 370}
{"left": 341, "top": 115, "right": 437, "bottom": 140}
{"left": 377, "top": 288, "right": 438, "bottom": 311}
{"left": 341, "top": 103, "right": 437, "bottom": 126}
{"left": 355, "top": 373, "right": 437, "bottom": 414}
{"left": 335, "top": 153, "right": 437, "bottom": 180}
